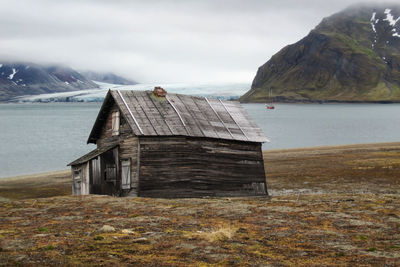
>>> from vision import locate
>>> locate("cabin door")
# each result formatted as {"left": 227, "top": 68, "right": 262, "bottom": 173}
{"left": 89, "top": 157, "right": 102, "bottom": 194}
{"left": 73, "top": 168, "right": 82, "bottom": 195}
{"left": 99, "top": 148, "right": 119, "bottom": 195}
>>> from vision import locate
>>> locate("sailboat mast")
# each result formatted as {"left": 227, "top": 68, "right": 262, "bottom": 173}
{"left": 269, "top": 88, "right": 272, "bottom": 102}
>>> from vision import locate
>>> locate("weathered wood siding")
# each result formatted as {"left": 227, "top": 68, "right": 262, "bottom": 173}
{"left": 138, "top": 136, "right": 267, "bottom": 198}
{"left": 72, "top": 163, "right": 89, "bottom": 195}
{"left": 88, "top": 148, "right": 120, "bottom": 196}
{"left": 96, "top": 104, "right": 133, "bottom": 148}
{"left": 119, "top": 136, "right": 139, "bottom": 196}
{"left": 95, "top": 103, "right": 139, "bottom": 196}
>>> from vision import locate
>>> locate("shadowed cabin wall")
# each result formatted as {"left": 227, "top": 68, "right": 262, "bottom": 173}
{"left": 96, "top": 103, "right": 138, "bottom": 195}
{"left": 138, "top": 136, "right": 267, "bottom": 198}
{"left": 96, "top": 104, "right": 132, "bottom": 147}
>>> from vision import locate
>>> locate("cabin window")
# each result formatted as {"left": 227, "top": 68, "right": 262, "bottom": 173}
{"left": 121, "top": 159, "right": 131, "bottom": 189}
{"left": 112, "top": 111, "right": 120, "bottom": 136}
{"left": 73, "top": 169, "right": 81, "bottom": 178}
{"left": 105, "top": 163, "right": 117, "bottom": 182}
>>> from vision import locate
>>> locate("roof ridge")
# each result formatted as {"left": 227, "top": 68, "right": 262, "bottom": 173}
{"left": 87, "top": 89, "right": 268, "bottom": 143}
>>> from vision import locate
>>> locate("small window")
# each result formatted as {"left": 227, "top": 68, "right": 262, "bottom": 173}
{"left": 73, "top": 168, "right": 81, "bottom": 180}
{"left": 105, "top": 164, "right": 117, "bottom": 182}
{"left": 112, "top": 111, "right": 120, "bottom": 136}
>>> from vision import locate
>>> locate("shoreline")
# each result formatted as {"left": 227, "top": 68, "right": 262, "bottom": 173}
{"left": 0, "top": 141, "right": 399, "bottom": 201}
{"left": 1, "top": 141, "right": 399, "bottom": 181}
{"left": 0, "top": 169, "right": 70, "bottom": 182}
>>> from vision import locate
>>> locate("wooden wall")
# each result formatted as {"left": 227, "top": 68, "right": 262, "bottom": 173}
{"left": 96, "top": 104, "right": 132, "bottom": 147}
{"left": 119, "top": 136, "right": 139, "bottom": 196}
{"left": 95, "top": 103, "right": 139, "bottom": 196}
{"left": 88, "top": 148, "right": 120, "bottom": 196}
{"left": 91, "top": 104, "right": 267, "bottom": 198}
{"left": 138, "top": 136, "right": 267, "bottom": 198}
{"left": 72, "top": 163, "right": 89, "bottom": 195}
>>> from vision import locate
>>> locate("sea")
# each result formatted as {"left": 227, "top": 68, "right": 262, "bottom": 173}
{"left": 1, "top": 94, "right": 400, "bottom": 178}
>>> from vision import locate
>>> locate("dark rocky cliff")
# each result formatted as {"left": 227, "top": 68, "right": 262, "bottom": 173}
{"left": 241, "top": 5, "right": 400, "bottom": 103}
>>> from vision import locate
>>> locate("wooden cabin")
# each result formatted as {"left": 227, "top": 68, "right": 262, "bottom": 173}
{"left": 68, "top": 87, "right": 269, "bottom": 198}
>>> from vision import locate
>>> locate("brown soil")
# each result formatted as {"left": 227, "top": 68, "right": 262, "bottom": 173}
{"left": 0, "top": 142, "right": 399, "bottom": 266}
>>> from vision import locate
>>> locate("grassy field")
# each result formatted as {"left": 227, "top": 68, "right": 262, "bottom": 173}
{"left": 0, "top": 142, "right": 399, "bottom": 266}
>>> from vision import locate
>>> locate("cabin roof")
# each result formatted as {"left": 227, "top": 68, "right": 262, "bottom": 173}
{"left": 87, "top": 90, "right": 269, "bottom": 143}
{"left": 68, "top": 143, "right": 117, "bottom": 166}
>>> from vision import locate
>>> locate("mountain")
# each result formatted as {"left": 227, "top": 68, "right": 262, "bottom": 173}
{"left": 0, "top": 62, "right": 99, "bottom": 101}
{"left": 241, "top": 5, "right": 400, "bottom": 103}
{"left": 79, "top": 71, "right": 137, "bottom": 85}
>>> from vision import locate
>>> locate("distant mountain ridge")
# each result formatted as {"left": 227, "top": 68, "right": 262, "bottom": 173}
{"left": 241, "top": 4, "right": 400, "bottom": 103}
{"left": 79, "top": 71, "right": 137, "bottom": 85}
{"left": 0, "top": 62, "right": 139, "bottom": 102}
{"left": 0, "top": 62, "right": 99, "bottom": 101}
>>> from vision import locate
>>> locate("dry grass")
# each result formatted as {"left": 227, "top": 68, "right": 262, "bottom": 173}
{"left": 0, "top": 142, "right": 399, "bottom": 266}
{"left": 187, "top": 224, "right": 238, "bottom": 242}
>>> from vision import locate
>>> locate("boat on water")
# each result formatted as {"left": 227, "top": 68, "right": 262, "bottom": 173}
{"left": 266, "top": 88, "right": 275, "bottom": 110}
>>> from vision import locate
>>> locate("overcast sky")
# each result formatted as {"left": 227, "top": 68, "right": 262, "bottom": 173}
{"left": 0, "top": 0, "right": 394, "bottom": 83}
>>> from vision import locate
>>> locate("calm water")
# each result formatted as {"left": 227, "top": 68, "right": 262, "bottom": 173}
{"left": 1, "top": 102, "right": 400, "bottom": 178}
{"left": 0, "top": 103, "right": 99, "bottom": 178}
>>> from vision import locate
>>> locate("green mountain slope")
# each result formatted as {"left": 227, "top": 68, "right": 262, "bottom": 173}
{"left": 241, "top": 5, "right": 400, "bottom": 103}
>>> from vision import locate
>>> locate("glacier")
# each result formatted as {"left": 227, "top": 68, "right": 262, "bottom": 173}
{"left": 14, "top": 81, "right": 251, "bottom": 102}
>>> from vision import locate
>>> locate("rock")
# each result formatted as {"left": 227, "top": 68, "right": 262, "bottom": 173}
{"left": 121, "top": 229, "right": 135, "bottom": 234}
{"left": 100, "top": 225, "right": 115, "bottom": 232}
{"left": 33, "top": 234, "right": 49, "bottom": 238}
{"left": 15, "top": 254, "right": 28, "bottom": 262}
{"left": 176, "top": 243, "right": 197, "bottom": 250}
{"left": 207, "top": 253, "right": 229, "bottom": 262}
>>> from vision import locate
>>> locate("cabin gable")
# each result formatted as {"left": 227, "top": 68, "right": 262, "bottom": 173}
{"left": 96, "top": 102, "right": 133, "bottom": 147}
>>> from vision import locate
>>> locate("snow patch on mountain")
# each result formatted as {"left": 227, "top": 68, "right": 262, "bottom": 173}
{"left": 383, "top": 8, "right": 400, "bottom": 26}
{"left": 371, "top": 12, "right": 376, "bottom": 21}
{"left": 8, "top": 68, "right": 18, "bottom": 80}
{"left": 370, "top": 8, "right": 400, "bottom": 45}
{"left": 371, "top": 21, "right": 376, "bottom": 33}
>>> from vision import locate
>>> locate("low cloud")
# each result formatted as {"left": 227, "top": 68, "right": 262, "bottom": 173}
{"left": 0, "top": 0, "right": 392, "bottom": 83}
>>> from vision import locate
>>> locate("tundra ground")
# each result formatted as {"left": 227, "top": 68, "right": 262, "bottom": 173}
{"left": 0, "top": 142, "right": 399, "bottom": 266}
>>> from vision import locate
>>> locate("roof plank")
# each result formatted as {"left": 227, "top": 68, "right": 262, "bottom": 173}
{"left": 91, "top": 90, "right": 268, "bottom": 143}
